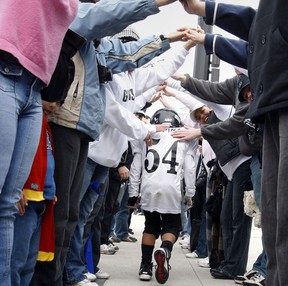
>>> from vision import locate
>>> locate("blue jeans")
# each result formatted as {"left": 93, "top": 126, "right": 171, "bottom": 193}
{"left": 184, "top": 212, "right": 191, "bottom": 236}
{"left": 63, "top": 159, "right": 109, "bottom": 284}
{"left": 0, "top": 55, "right": 42, "bottom": 285}
{"left": 195, "top": 207, "right": 208, "bottom": 258}
{"left": 253, "top": 248, "right": 267, "bottom": 277}
{"left": 11, "top": 201, "right": 46, "bottom": 286}
{"left": 180, "top": 197, "right": 191, "bottom": 236}
{"left": 220, "top": 159, "right": 252, "bottom": 276}
{"left": 114, "top": 182, "right": 130, "bottom": 239}
{"left": 82, "top": 180, "right": 109, "bottom": 273}
{"left": 250, "top": 153, "right": 267, "bottom": 277}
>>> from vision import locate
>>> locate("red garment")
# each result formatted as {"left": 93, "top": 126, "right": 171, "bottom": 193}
{"left": 22, "top": 116, "right": 48, "bottom": 201}
{"left": 37, "top": 200, "right": 55, "bottom": 261}
{"left": 22, "top": 115, "right": 56, "bottom": 261}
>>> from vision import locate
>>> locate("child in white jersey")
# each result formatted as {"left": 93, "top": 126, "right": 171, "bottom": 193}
{"left": 128, "top": 108, "right": 193, "bottom": 284}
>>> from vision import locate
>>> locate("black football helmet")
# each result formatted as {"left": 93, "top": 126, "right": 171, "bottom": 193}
{"left": 150, "top": 108, "right": 182, "bottom": 127}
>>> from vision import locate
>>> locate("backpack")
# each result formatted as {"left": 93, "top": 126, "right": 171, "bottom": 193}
{"left": 41, "top": 29, "right": 86, "bottom": 103}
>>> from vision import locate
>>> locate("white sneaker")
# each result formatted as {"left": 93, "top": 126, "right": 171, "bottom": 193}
{"left": 198, "top": 257, "right": 210, "bottom": 268}
{"left": 185, "top": 251, "right": 198, "bottom": 258}
{"left": 179, "top": 235, "right": 190, "bottom": 245}
{"left": 139, "top": 262, "right": 153, "bottom": 281}
{"left": 95, "top": 269, "right": 110, "bottom": 279}
{"left": 234, "top": 269, "right": 258, "bottom": 284}
{"left": 84, "top": 272, "right": 96, "bottom": 281}
{"left": 181, "top": 242, "right": 190, "bottom": 249}
{"left": 100, "top": 244, "right": 116, "bottom": 255}
{"left": 107, "top": 242, "right": 119, "bottom": 252}
{"left": 68, "top": 278, "right": 99, "bottom": 286}
{"left": 243, "top": 273, "right": 266, "bottom": 286}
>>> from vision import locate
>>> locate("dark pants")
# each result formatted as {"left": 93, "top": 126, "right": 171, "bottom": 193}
{"left": 30, "top": 124, "right": 89, "bottom": 286}
{"left": 262, "top": 110, "right": 288, "bottom": 286}
{"left": 100, "top": 175, "right": 122, "bottom": 244}
{"left": 189, "top": 181, "right": 207, "bottom": 257}
{"left": 220, "top": 159, "right": 252, "bottom": 276}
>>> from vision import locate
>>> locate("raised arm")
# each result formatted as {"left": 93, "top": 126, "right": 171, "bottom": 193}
{"left": 183, "top": 28, "right": 248, "bottom": 69}
{"left": 179, "top": 0, "right": 255, "bottom": 41}
{"left": 156, "top": 0, "right": 177, "bottom": 7}
{"left": 70, "top": 0, "right": 178, "bottom": 40}
{"left": 179, "top": 73, "right": 237, "bottom": 105}
{"left": 179, "top": 0, "right": 206, "bottom": 16}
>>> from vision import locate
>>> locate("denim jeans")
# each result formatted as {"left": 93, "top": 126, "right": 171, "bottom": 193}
{"left": 250, "top": 153, "right": 267, "bottom": 277}
{"left": 0, "top": 56, "right": 42, "bottom": 285}
{"left": 63, "top": 160, "right": 109, "bottom": 284}
{"left": 183, "top": 212, "right": 191, "bottom": 236}
{"left": 11, "top": 201, "right": 45, "bottom": 286}
{"left": 220, "top": 159, "right": 252, "bottom": 276}
{"left": 253, "top": 248, "right": 267, "bottom": 277}
{"left": 180, "top": 197, "right": 190, "bottom": 235}
{"left": 82, "top": 180, "right": 109, "bottom": 273}
{"left": 190, "top": 178, "right": 207, "bottom": 257}
{"left": 114, "top": 182, "right": 130, "bottom": 239}
{"left": 195, "top": 207, "right": 208, "bottom": 258}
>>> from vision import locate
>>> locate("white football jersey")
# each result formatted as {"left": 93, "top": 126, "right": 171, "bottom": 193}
{"left": 140, "top": 127, "right": 191, "bottom": 214}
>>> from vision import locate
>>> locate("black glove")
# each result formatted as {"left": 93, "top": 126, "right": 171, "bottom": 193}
{"left": 128, "top": 196, "right": 138, "bottom": 207}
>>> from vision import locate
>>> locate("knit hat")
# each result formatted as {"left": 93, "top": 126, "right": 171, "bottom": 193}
{"left": 189, "top": 101, "right": 206, "bottom": 122}
{"left": 237, "top": 74, "right": 250, "bottom": 102}
{"left": 111, "top": 26, "right": 140, "bottom": 41}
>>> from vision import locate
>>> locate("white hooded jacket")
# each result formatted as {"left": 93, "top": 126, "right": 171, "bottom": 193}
{"left": 88, "top": 45, "right": 190, "bottom": 167}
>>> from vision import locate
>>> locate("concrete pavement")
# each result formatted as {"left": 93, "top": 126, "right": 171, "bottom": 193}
{"left": 97, "top": 213, "right": 262, "bottom": 286}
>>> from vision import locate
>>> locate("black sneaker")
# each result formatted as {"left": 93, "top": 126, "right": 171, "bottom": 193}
{"left": 154, "top": 248, "right": 171, "bottom": 284}
{"left": 139, "top": 263, "right": 153, "bottom": 281}
{"left": 128, "top": 228, "right": 134, "bottom": 235}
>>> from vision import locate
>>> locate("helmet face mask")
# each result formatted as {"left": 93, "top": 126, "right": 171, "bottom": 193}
{"left": 150, "top": 108, "right": 182, "bottom": 128}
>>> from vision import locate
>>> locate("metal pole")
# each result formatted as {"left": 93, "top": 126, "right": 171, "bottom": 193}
{"left": 192, "top": 0, "right": 219, "bottom": 82}
{"left": 193, "top": 16, "right": 211, "bottom": 80}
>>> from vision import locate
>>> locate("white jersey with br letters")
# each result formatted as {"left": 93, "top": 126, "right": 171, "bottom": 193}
{"left": 140, "top": 127, "right": 191, "bottom": 214}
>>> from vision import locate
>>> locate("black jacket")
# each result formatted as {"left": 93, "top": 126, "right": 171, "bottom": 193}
{"left": 204, "top": 0, "right": 288, "bottom": 122}
{"left": 247, "top": 0, "right": 288, "bottom": 122}
{"left": 205, "top": 112, "right": 240, "bottom": 166}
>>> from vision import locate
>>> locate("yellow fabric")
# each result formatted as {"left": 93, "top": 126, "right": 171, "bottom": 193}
{"left": 22, "top": 189, "right": 45, "bottom": 202}
{"left": 37, "top": 251, "right": 54, "bottom": 262}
